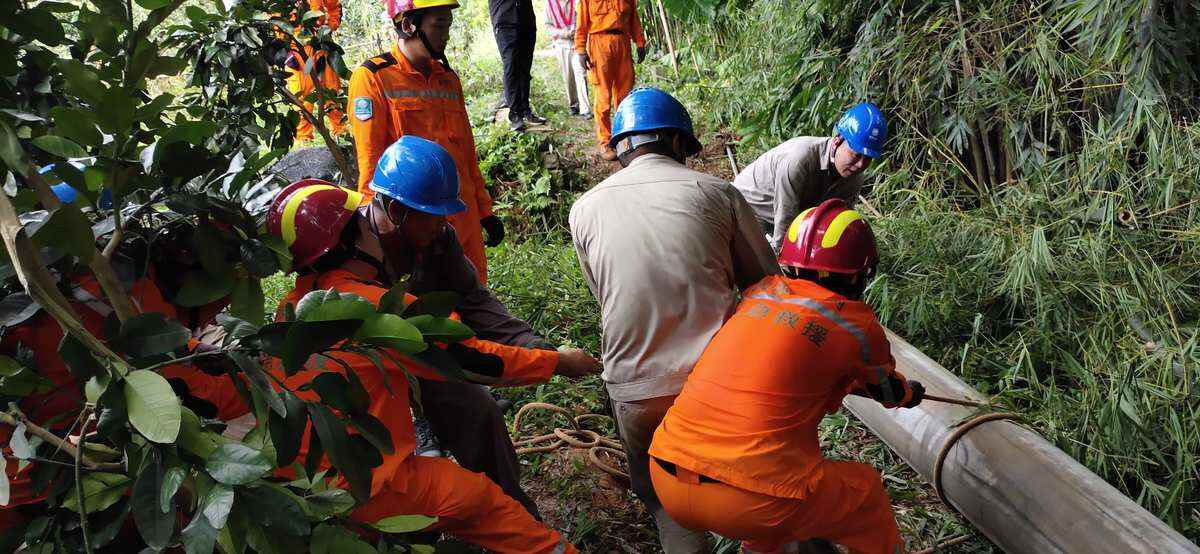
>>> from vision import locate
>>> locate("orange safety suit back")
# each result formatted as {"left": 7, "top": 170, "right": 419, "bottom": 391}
{"left": 347, "top": 47, "right": 494, "bottom": 283}
{"left": 649, "top": 275, "right": 903, "bottom": 500}
{"left": 272, "top": 268, "right": 556, "bottom": 495}
{"left": 574, "top": 0, "right": 645, "bottom": 147}
{"left": 1, "top": 274, "right": 247, "bottom": 509}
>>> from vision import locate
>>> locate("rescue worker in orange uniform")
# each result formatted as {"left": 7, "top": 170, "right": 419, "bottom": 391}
{"left": 266, "top": 136, "right": 600, "bottom": 553}
{"left": 575, "top": 0, "right": 648, "bottom": 160}
{"left": 286, "top": 0, "right": 347, "bottom": 141}
{"left": 648, "top": 199, "right": 925, "bottom": 554}
{"left": 348, "top": 0, "right": 502, "bottom": 284}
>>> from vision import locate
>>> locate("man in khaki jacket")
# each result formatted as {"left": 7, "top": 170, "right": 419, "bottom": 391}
{"left": 733, "top": 103, "right": 888, "bottom": 252}
{"left": 570, "top": 87, "right": 777, "bottom": 553}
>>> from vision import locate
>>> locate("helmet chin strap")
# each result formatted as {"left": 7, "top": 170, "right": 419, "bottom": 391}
{"left": 360, "top": 198, "right": 409, "bottom": 283}
{"left": 400, "top": 15, "right": 454, "bottom": 73}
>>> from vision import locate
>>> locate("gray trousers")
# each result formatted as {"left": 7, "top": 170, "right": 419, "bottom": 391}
{"left": 419, "top": 378, "right": 541, "bottom": 520}
{"left": 613, "top": 395, "right": 711, "bottom": 554}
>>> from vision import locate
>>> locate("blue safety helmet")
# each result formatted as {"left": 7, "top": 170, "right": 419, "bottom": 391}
{"left": 834, "top": 103, "right": 888, "bottom": 158}
{"left": 609, "top": 87, "right": 702, "bottom": 157}
{"left": 369, "top": 136, "right": 466, "bottom": 216}
{"left": 40, "top": 163, "right": 113, "bottom": 209}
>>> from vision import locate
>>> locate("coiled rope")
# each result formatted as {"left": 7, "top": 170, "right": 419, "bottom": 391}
{"left": 511, "top": 402, "right": 629, "bottom": 481}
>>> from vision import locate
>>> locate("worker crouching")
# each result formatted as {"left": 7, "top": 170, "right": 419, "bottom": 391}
{"left": 266, "top": 136, "right": 599, "bottom": 553}
{"left": 648, "top": 199, "right": 923, "bottom": 554}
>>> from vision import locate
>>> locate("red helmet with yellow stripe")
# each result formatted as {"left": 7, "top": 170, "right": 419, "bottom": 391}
{"left": 267, "top": 179, "right": 365, "bottom": 269}
{"left": 385, "top": 0, "right": 459, "bottom": 20}
{"left": 778, "top": 198, "right": 878, "bottom": 276}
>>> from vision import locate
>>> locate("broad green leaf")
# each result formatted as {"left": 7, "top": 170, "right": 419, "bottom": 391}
{"left": 350, "top": 413, "right": 394, "bottom": 455}
{"left": 260, "top": 235, "right": 292, "bottom": 273}
{"left": 402, "top": 291, "right": 460, "bottom": 318}
{"left": 229, "top": 277, "right": 265, "bottom": 326}
{"left": 407, "top": 315, "right": 475, "bottom": 342}
{"left": 307, "top": 403, "right": 371, "bottom": 502}
{"left": 17, "top": 9, "right": 66, "bottom": 45}
{"left": 205, "top": 443, "right": 271, "bottom": 485}
{"left": 158, "top": 120, "right": 218, "bottom": 149}
{"left": 377, "top": 278, "right": 410, "bottom": 315}
{"left": 216, "top": 312, "right": 260, "bottom": 344}
{"left": 295, "top": 289, "right": 375, "bottom": 322}
{"left": 49, "top": 107, "right": 101, "bottom": 147}
{"left": 229, "top": 352, "right": 284, "bottom": 417}
{"left": 281, "top": 319, "right": 362, "bottom": 373}
{"left": 373, "top": 514, "right": 438, "bottom": 534}
{"left": 201, "top": 483, "right": 235, "bottom": 528}
{"left": 177, "top": 407, "right": 221, "bottom": 459}
{"left": 0, "top": 119, "right": 26, "bottom": 172}
{"left": 269, "top": 391, "right": 306, "bottom": 466}
{"left": 132, "top": 454, "right": 174, "bottom": 550}
{"left": 57, "top": 59, "right": 106, "bottom": 106}
{"left": 354, "top": 313, "right": 426, "bottom": 353}
{"left": 181, "top": 512, "right": 218, "bottom": 554}
{"left": 31, "top": 135, "right": 87, "bottom": 160}
{"left": 310, "top": 372, "right": 356, "bottom": 412}
{"left": 32, "top": 204, "right": 95, "bottom": 262}
{"left": 303, "top": 489, "right": 355, "bottom": 519}
{"left": 194, "top": 224, "right": 232, "bottom": 275}
{"left": 85, "top": 373, "right": 110, "bottom": 404}
{"left": 135, "top": 0, "right": 174, "bottom": 12}
{"left": 161, "top": 466, "right": 186, "bottom": 514}
{"left": 311, "top": 523, "right": 376, "bottom": 554}
{"left": 237, "top": 483, "right": 310, "bottom": 536}
{"left": 96, "top": 93, "right": 135, "bottom": 134}
{"left": 60, "top": 333, "right": 103, "bottom": 380}
{"left": 115, "top": 313, "right": 189, "bottom": 358}
{"left": 0, "top": 293, "right": 40, "bottom": 327}
{"left": 124, "top": 370, "right": 182, "bottom": 443}
{"left": 173, "top": 270, "right": 236, "bottom": 307}
{"left": 240, "top": 240, "right": 279, "bottom": 278}
{"left": 62, "top": 472, "right": 131, "bottom": 514}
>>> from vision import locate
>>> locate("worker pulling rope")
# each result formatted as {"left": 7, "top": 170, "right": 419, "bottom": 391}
{"left": 511, "top": 402, "right": 630, "bottom": 480}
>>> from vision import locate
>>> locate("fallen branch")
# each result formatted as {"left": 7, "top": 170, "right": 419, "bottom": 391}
{"left": 0, "top": 407, "right": 123, "bottom": 472}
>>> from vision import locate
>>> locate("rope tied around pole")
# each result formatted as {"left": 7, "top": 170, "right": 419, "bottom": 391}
{"left": 931, "top": 411, "right": 1021, "bottom": 509}
{"left": 511, "top": 402, "right": 630, "bottom": 481}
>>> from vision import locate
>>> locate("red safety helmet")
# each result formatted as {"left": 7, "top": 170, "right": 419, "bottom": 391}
{"left": 778, "top": 198, "right": 878, "bottom": 276}
{"left": 267, "top": 179, "right": 365, "bottom": 268}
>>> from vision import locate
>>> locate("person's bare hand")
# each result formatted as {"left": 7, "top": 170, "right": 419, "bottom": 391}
{"left": 555, "top": 347, "right": 601, "bottom": 378}
{"left": 579, "top": 52, "right": 592, "bottom": 70}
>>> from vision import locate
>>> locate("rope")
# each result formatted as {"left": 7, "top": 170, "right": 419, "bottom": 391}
{"left": 511, "top": 402, "right": 630, "bottom": 481}
{"left": 932, "top": 411, "right": 1020, "bottom": 508}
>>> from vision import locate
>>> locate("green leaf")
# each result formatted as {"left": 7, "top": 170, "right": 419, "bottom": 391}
{"left": 158, "top": 120, "right": 218, "bottom": 149}
{"left": 237, "top": 483, "right": 310, "bottom": 537}
{"left": 49, "top": 107, "right": 101, "bottom": 147}
{"left": 135, "top": 0, "right": 174, "bottom": 12}
{"left": 240, "top": 240, "right": 279, "bottom": 278}
{"left": 31, "top": 135, "right": 87, "bottom": 160}
{"left": 173, "top": 270, "right": 236, "bottom": 307}
{"left": 0, "top": 119, "right": 27, "bottom": 172}
{"left": 310, "top": 372, "right": 356, "bottom": 412}
{"left": 260, "top": 235, "right": 292, "bottom": 273}
{"left": 304, "top": 489, "right": 355, "bottom": 519}
{"left": 124, "top": 370, "right": 182, "bottom": 443}
{"left": 281, "top": 319, "right": 362, "bottom": 373}
{"left": 402, "top": 292, "right": 460, "bottom": 318}
{"left": 205, "top": 443, "right": 271, "bottom": 485}
{"left": 311, "top": 523, "right": 376, "bottom": 554}
{"left": 132, "top": 454, "right": 175, "bottom": 550}
{"left": 229, "top": 278, "right": 265, "bottom": 326}
{"left": 201, "top": 483, "right": 235, "bottom": 528}
{"left": 350, "top": 413, "right": 394, "bottom": 455}
{"left": 58, "top": 333, "right": 103, "bottom": 380}
{"left": 181, "top": 512, "right": 218, "bottom": 554}
{"left": 373, "top": 514, "right": 438, "bottom": 534}
{"left": 307, "top": 403, "right": 371, "bottom": 502}
{"left": 84, "top": 373, "right": 110, "bottom": 404}
{"left": 269, "top": 392, "right": 307, "bottom": 466}
{"left": 161, "top": 466, "right": 186, "bottom": 514}
{"left": 177, "top": 407, "right": 220, "bottom": 459}
{"left": 32, "top": 204, "right": 95, "bottom": 262}
{"left": 354, "top": 314, "right": 426, "bottom": 353}
{"left": 229, "top": 352, "right": 285, "bottom": 417}
{"left": 116, "top": 312, "right": 190, "bottom": 358}
{"left": 295, "top": 289, "right": 376, "bottom": 322}
{"left": 62, "top": 472, "right": 131, "bottom": 514}
{"left": 406, "top": 315, "right": 474, "bottom": 342}
{"left": 17, "top": 9, "right": 66, "bottom": 46}
{"left": 377, "top": 278, "right": 410, "bottom": 315}
{"left": 216, "top": 313, "right": 260, "bottom": 344}
{"left": 57, "top": 59, "right": 106, "bottom": 106}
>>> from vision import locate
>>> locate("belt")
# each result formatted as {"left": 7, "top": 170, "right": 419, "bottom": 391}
{"left": 654, "top": 458, "right": 720, "bottom": 484}
{"left": 598, "top": 29, "right": 625, "bottom": 35}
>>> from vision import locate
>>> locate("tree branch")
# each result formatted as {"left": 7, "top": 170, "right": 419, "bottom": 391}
{"left": 0, "top": 407, "right": 123, "bottom": 472}
{"left": 274, "top": 81, "right": 353, "bottom": 183}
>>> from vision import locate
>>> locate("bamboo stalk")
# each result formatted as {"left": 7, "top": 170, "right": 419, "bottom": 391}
{"left": 653, "top": 0, "right": 679, "bottom": 78}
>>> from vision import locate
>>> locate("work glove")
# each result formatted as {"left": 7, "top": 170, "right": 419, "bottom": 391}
{"left": 554, "top": 347, "right": 601, "bottom": 378}
{"left": 852, "top": 376, "right": 924, "bottom": 409}
{"left": 579, "top": 52, "right": 592, "bottom": 70}
{"left": 481, "top": 215, "right": 505, "bottom": 247}
{"left": 636, "top": 45, "right": 648, "bottom": 64}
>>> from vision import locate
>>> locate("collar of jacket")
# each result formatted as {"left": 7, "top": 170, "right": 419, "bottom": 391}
{"left": 625, "top": 152, "right": 684, "bottom": 169}
{"left": 391, "top": 44, "right": 450, "bottom": 78}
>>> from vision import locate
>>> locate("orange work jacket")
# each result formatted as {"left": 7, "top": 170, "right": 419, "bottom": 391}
{"left": 574, "top": 0, "right": 646, "bottom": 53}
{"left": 649, "top": 275, "right": 905, "bottom": 500}
{"left": 272, "top": 267, "right": 557, "bottom": 496}
{"left": 347, "top": 47, "right": 494, "bottom": 281}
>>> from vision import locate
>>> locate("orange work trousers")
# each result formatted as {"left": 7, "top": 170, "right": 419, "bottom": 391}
{"left": 288, "top": 47, "right": 346, "bottom": 141}
{"left": 351, "top": 456, "right": 576, "bottom": 554}
{"left": 586, "top": 32, "right": 635, "bottom": 147}
{"left": 649, "top": 458, "right": 904, "bottom": 554}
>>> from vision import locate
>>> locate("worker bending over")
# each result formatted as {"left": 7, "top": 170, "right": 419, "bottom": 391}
{"left": 350, "top": 0, "right": 503, "bottom": 283}
{"left": 286, "top": 0, "right": 346, "bottom": 141}
{"left": 575, "top": 0, "right": 648, "bottom": 160}
{"left": 570, "top": 87, "right": 777, "bottom": 553}
{"left": 649, "top": 199, "right": 923, "bottom": 554}
{"left": 734, "top": 103, "right": 887, "bottom": 252}
{"left": 267, "top": 137, "right": 600, "bottom": 553}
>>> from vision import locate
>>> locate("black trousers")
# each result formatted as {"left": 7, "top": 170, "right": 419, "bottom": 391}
{"left": 490, "top": 0, "right": 537, "bottom": 120}
{"left": 418, "top": 378, "right": 542, "bottom": 519}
